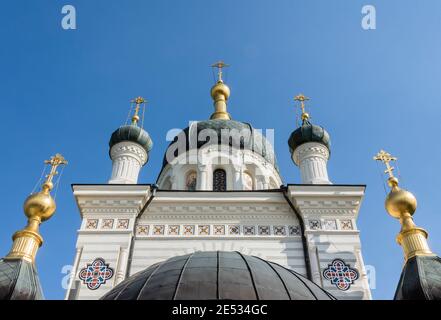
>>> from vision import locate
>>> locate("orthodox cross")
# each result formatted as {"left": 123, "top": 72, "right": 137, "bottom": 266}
{"left": 211, "top": 60, "right": 229, "bottom": 82}
{"left": 130, "top": 96, "right": 146, "bottom": 126}
{"left": 43, "top": 153, "right": 68, "bottom": 189}
{"left": 294, "top": 94, "right": 310, "bottom": 121}
{"left": 374, "top": 150, "right": 397, "bottom": 178}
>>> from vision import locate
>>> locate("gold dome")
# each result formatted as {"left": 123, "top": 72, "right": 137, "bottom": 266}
{"left": 210, "top": 81, "right": 230, "bottom": 100}
{"left": 385, "top": 187, "right": 417, "bottom": 219}
{"left": 23, "top": 191, "right": 56, "bottom": 222}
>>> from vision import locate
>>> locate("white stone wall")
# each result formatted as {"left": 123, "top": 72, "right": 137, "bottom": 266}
{"left": 157, "top": 145, "right": 282, "bottom": 191}
{"left": 287, "top": 185, "right": 372, "bottom": 300}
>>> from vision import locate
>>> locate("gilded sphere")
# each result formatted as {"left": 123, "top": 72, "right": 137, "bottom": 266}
{"left": 23, "top": 192, "right": 56, "bottom": 222}
{"left": 385, "top": 188, "right": 417, "bottom": 219}
{"left": 210, "top": 82, "right": 230, "bottom": 100}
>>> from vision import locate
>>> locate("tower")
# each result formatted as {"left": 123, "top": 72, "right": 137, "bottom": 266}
{"left": 288, "top": 94, "right": 331, "bottom": 184}
{"left": 108, "top": 97, "right": 153, "bottom": 184}
{"left": 0, "top": 154, "right": 67, "bottom": 299}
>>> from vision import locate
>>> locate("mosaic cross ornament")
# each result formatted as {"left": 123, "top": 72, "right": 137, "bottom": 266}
{"left": 323, "top": 259, "right": 359, "bottom": 291}
{"left": 79, "top": 258, "right": 114, "bottom": 290}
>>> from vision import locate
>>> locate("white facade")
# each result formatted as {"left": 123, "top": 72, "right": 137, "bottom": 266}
{"left": 66, "top": 182, "right": 371, "bottom": 300}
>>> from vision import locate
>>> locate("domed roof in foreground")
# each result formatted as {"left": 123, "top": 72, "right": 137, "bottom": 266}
{"left": 109, "top": 124, "right": 153, "bottom": 154}
{"left": 162, "top": 119, "right": 278, "bottom": 171}
{"left": 101, "top": 251, "right": 334, "bottom": 300}
{"left": 288, "top": 119, "right": 330, "bottom": 154}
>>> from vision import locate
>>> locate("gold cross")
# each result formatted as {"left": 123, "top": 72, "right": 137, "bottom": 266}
{"left": 130, "top": 96, "right": 146, "bottom": 125}
{"left": 294, "top": 94, "right": 310, "bottom": 121}
{"left": 211, "top": 60, "right": 229, "bottom": 82}
{"left": 374, "top": 150, "right": 397, "bottom": 178}
{"left": 43, "top": 153, "right": 68, "bottom": 186}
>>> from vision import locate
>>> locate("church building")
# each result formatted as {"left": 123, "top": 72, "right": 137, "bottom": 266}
{"left": 1, "top": 62, "right": 440, "bottom": 300}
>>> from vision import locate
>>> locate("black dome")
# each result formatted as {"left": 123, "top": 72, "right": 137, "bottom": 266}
{"left": 109, "top": 124, "right": 153, "bottom": 154}
{"left": 101, "top": 251, "right": 334, "bottom": 300}
{"left": 288, "top": 119, "right": 330, "bottom": 154}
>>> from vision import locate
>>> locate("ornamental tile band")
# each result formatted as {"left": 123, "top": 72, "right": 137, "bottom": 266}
{"left": 323, "top": 220, "right": 337, "bottom": 230}
{"left": 213, "top": 225, "right": 225, "bottom": 235}
{"left": 168, "top": 225, "right": 180, "bottom": 235}
{"left": 229, "top": 225, "right": 240, "bottom": 235}
{"left": 153, "top": 225, "right": 165, "bottom": 235}
{"left": 78, "top": 258, "right": 114, "bottom": 290}
{"left": 258, "top": 226, "right": 270, "bottom": 235}
{"left": 323, "top": 259, "right": 359, "bottom": 291}
{"left": 183, "top": 225, "right": 195, "bottom": 235}
{"left": 136, "top": 225, "right": 149, "bottom": 235}
{"left": 86, "top": 219, "right": 98, "bottom": 229}
{"left": 274, "top": 226, "right": 286, "bottom": 236}
{"left": 309, "top": 220, "right": 321, "bottom": 230}
{"left": 288, "top": 225, "right": 300, "bottom": 236}
{"left": 116, "top": 219, "right": 129, "bottom": 229}
{"left": 340, "top": 220, "right": 353, "bottom": 230}
{"left": 198, "top": 225, "right": 210, "bottom": 235}
{"left": 244, "top": 226, "right": 255, "bottom": 235}
{"left": 101, "top": 219, "right": 114, "bottom": 229}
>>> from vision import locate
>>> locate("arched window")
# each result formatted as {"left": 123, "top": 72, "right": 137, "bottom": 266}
{"left": 243, "top": 172, "right": 254, "bottom": 190}
{"left": 213, "top": 169, "right": 227, "bottom": 191}
{"left": 186, "top": 171, "right": 197, "bottom": 191}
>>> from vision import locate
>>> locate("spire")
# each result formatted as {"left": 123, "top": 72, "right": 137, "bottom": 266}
{"left": 5, "top": 153, "right": 67, "bottom": 263}
{"left": 130, "top": 96, "right": 146, "bottom": 126}
{"left": 374, "top": 149, "right": 434, "bottom": 260}
{"left": 210, "top": 60, "right": 231, "bottom": 120}
{"left": 294, "top": 93, "right": 310, "bottom": 122}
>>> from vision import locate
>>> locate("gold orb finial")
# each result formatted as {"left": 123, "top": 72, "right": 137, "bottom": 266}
{"left": 210, "top": 61, "right": 231, "bottom": 120}
{"left": 374, "top": 149, "right": 433, "bottom": 260}
{"left": 6, "top": 153, "right": 67, "bottom": 263}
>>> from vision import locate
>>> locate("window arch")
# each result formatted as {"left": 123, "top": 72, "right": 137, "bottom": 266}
{"left": 185, "top": 171, "right": 197, "bottom": 191}
{"left": 213, "top": 169, "right": 227, "bottom": 191}
{"left": 243, "top": 172, "right": 254, "bottom": 190}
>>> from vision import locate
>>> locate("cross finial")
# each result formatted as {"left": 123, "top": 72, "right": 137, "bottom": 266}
{"left": 43, "top": 153, "right": 68, "bottom": 192}
{"left": 130, "top": 96, "right": 146, "bottom": 126}
{"left": 211, "top": 60, "right": 229, "bottom": 82}
{"left": 294, "top": 94, "right": 310, "bottom": 121}
{"left": 374, "top": 149, "right": 397, "bottom": 179}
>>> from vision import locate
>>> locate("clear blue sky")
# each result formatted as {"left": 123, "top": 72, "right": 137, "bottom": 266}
{"left": 1, "top": 0, "right": 440, "bottom": 300}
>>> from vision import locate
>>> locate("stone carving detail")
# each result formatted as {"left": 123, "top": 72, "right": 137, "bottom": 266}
{"left": 323, "top": 219, "right": 337, "bottom": 230}
{"left": 309, "top": 220, "right": 321, "bottom": 230}
{"left": 229, "top": 225, "right": 240, "bottom": 235}
{"left": 86, "top": 219, "right": 98, "bottom": 229}
{"left": 116, "top": 219, "right": 129, "bottom": 229}
{"left": 258, "top": 226, "right": 270, "bottom": 235}
{"left": 183, "top": 225, "right": 195, "bottom": 235}
{"left": 153, "top": 225, "right": 165, "bottom": 235}
{"left": 213, "top": 225, "right": 225, "bottom": 235}
{"left": 168, "top": 225, "right": 180, "bottom": 235}
{"left": 273, "top": 226, "right": 286, "bottom": 236}
{"left": 244, "top": 226, "right": 256, "bottom": 235}
{"left": 340, "top": 220, "right": 353, "bottom": 230}
{"left": 288, "top": 225, "right": 300, "bottom": 236}
{"left": 136, "top": 225, "right": 149, "bottom": 235}
{"left": 101, "top": 219, "right": 114, "bottom": 229}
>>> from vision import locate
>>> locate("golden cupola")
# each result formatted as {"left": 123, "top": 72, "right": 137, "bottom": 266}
{"left": 0, "top": 153, "right": 67, "bottom": 300}
{"left": 374, "top": 150, "right": 441, "bottom": 300}
{"left": 209, "top": 61, "right": 231, "bottom": 120}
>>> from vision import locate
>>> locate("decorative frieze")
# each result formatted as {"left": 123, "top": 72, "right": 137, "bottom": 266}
{"left": 85, "top": 219, "right": 98, "bottom": 229}
{"left": 101, "top": 219, "right": 114, "bottom": 229}
{"left": 135, "top": 224, "right": 302, "bottom": 237}
{"left": 116, "top": 219, "right": 129, "bottom": 229}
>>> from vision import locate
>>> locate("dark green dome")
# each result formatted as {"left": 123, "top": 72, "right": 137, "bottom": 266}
{"left": 162, "top": 119, "right": 278, "bottom": 171}
{"left": 109, "top": 124, "right": 153, "bottom": 154}
{"left": 101, "top": 251, "right": 335, "bottom": 300}
{"left": 288, "top": 120, "right": 330, "bottom": 154}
